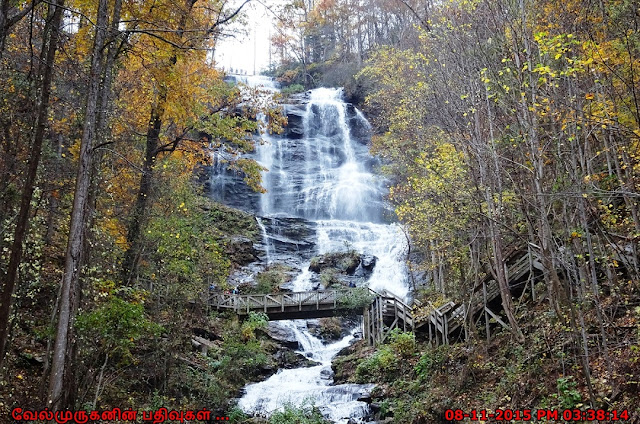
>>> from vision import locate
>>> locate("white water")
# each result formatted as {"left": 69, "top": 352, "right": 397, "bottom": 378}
{"left": 255, "top": 217, "right": 272, "bottom": 264}
{"left": 238, "top": 324, "right": 374, "bottom": 421}
{"left": 237, "top": 87, "right": 409, "bottom": 422}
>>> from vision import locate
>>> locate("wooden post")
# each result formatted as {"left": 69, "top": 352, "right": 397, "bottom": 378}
{"left": 402, "top": 304, "right": 406, "bottom": 331}
{"left": 370, "top": 301, "right": 375, "bottom": 346}
{"left": 367, "top": 300, "right": 375, "bottom": 346}
{"left": 378, "top": 297, "right": 383, "bottom": 345}
{"left": 444, "top": 312, "right": 449, "bottom": 345}
{"left": 369, "top": 306, "right": 374, "bottom": 346}
{"left": 371, "top": 299, "right": 376, "bottom": 346}
{"left": 363, "top": 307, "right": 368, "bottom": 344}
{"left": 394, "top": 298, "right": 398, "bottom": 323}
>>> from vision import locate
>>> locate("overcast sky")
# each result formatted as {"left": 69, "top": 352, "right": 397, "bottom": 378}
{"left": 214, "top": 1, "right": 276, "bottom": 75}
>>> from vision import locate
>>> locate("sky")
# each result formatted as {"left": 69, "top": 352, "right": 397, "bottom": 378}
{"left": 214, "top": 1, "right": 277, "bottom": 75}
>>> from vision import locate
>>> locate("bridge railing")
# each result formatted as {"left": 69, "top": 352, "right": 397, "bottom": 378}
{"left": 210, "top": 290, "right": 340, "bottom": 314}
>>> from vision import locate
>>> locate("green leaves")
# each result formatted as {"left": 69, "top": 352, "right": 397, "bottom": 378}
{"left": 76, "top": 297, "right": 161, "bottom": 363}
{"left": 142, "top": 170, "right": 230, "bottom": 298}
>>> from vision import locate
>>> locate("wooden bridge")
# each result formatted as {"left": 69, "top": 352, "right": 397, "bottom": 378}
{"left": 210, "top": 290, "right": 354, "bottom": 320}
{"left": 210, "top": 248, "right": 545, "bottom": 346}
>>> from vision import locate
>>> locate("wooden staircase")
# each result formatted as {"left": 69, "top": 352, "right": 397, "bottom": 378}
{"left": 363, "top": 248, "right": 544, "bottom": 346}
{"left": 363, "top": 290, "right": 466, "bottom": 346}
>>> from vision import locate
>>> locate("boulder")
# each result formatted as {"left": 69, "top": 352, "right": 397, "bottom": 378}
{"left": 309, "top": 251, "right": 362, "bottom": 275}
{"left": 361, "top": 254, "right": 377, "bottom": 271}
{"left": 259, "top": 217, "right": 317, "bottom": 255}
{"left": 274, "top": 349, "right": 319, "bottom": 369}
{"left": 283, "top": 105, "right": 306, "bottom": 139}
{"left": 266, "top": 322, "right": 299, "bottom": 349}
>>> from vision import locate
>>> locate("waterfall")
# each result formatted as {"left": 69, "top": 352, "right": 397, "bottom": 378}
{"left": 255, "top": 217, "right": 272, "bottom": 264}
{"left": 258, "top": 88, "right": 386, "bottom": 223}
{"left": 231, "top": 87, "right": 409, "bottom": 422}
{"left": 208, "top": 81, "right": 408, "bottom": 421}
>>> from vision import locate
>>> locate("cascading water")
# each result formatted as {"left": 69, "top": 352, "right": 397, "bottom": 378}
{"left": 231, "top": 87, "right": 410, "bottom": 422}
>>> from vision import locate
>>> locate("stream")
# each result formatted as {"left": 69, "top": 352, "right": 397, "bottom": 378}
{"left": 211, "top": 78, "right": 409, "bottom": 422}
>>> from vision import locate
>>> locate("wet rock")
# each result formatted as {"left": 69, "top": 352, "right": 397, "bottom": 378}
{"left": 266, "top": 322, "right": 299, "bottom": 349}
{"left": 274, "top": 349, "right": 319, "bottom": 369}
{"left": 346, "top": 103, "right": 372, "bottom": 143}
{"left": 351, "top": 254, "right": 377, "bottom": 280}
{"left": 309, "top": 251, "right": 362, "bottom": 275}
{"left": 259, "top": 364, "right": 276, "bottom": 376}
{"left": 259, "top": 217, "right": 317, "bottom": 256}
{"left": 357, "top": 393, "right": 373, "bottom": 403}
{"left": 287, "top": 91, "right": 310, "bottom": 104}
{"left": 361, "top": 254, "right": 377, "bottom": 271}
{"left": 205, "top": 162, "right": 261, "bottom": 213}
{"left": 283, "top": 105, "right": 306, "bottom": 139}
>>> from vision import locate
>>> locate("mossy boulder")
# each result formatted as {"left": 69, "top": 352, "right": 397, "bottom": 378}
{"left": 309, "top": 251, "right": 362, "bottom": 275}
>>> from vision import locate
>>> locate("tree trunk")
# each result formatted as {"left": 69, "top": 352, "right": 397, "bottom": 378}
{"left": 121, "top": 0, "right": 195, "bottom": 284}
{"left": 0, "top": 0, "right": 64, "bottom": 366}
{"left": 121, "top": 98, "right": 165, "bottom": 284}
{"left": 47, "top": 0, "right": 110, "bottom": 409}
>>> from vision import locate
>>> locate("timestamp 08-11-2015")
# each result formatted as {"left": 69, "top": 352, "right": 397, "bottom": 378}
{"left": 445, "top": 408, "right": 631, "bottom": 422}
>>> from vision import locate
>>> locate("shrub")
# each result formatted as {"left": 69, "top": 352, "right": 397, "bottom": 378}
{"left": 252, "top": 264, "right": 293, "bottom": 293}
{"left": 388, "top": 329, "right": 416, "bottom": 358}
{"left": 337, "top": 287, "right": 374, "bottom": 310}
{"left": 241, "top": 311, "right": 269, "bottom": 340}
{"left": 76, "top": 297, "right": 161, "bottom": 364}
{"left": 415, "top": 345, "right": 449, "bottom": 381}
{"left": 355, "top": 345, "right": 398, "bottom": 382}
{"left": 320, "top": 269, "right": 341, "bottom": 287}
{"left": 280, "top": 83, "right": 305, "bottom": 96}
{"left": 555, "top": 376, "right": 582, "bottom": 408}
